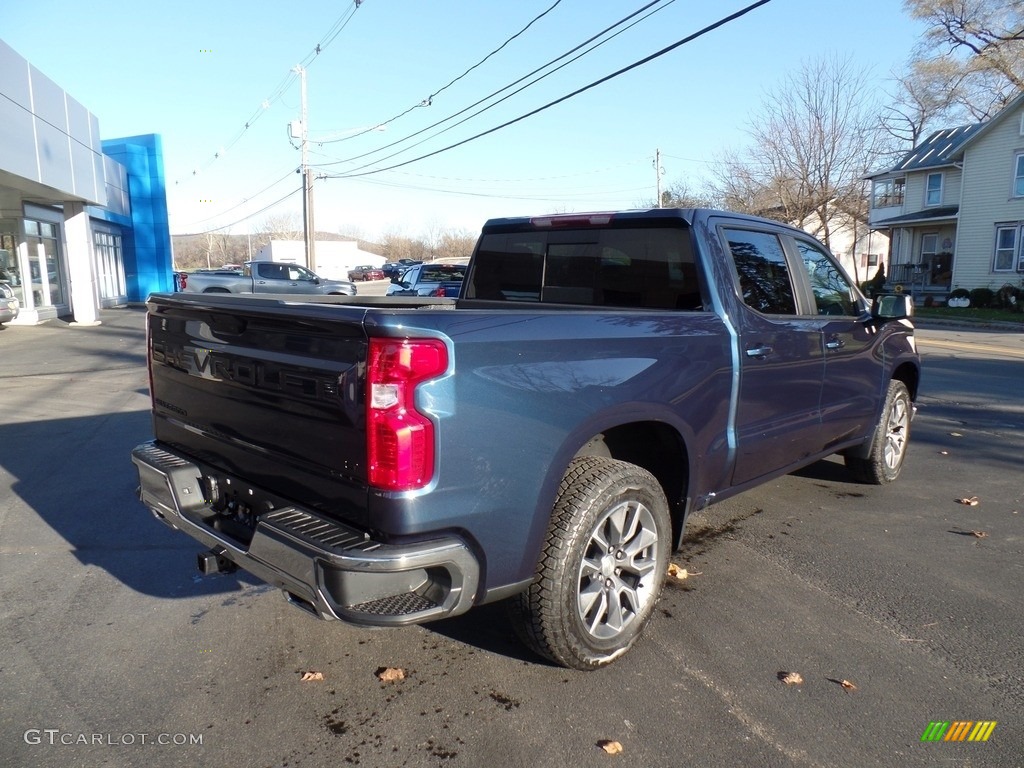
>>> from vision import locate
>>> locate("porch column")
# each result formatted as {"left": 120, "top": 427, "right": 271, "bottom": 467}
{"left": 64, "top": 201, "right": 100, "bottom": 325}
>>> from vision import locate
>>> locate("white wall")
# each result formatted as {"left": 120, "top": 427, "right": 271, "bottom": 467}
{"left": 955, "top": 101, "right": 1024, "bottom": 289}
{"left": 252, "top": 240, "right": 385, "bottom": 279}
{"left": 0, "top": 40, "right": 107, "bottom": 205}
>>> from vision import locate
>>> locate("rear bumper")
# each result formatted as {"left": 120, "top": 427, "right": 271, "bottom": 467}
{"left": 131, "top": 441, "right": 479, "bottom": 626}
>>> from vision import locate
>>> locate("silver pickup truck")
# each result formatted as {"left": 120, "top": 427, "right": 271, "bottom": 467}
{"left": 181, "top": 262, "right": 357, "bottom": 295}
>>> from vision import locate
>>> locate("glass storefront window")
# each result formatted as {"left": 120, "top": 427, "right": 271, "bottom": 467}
{"left": 0, "top": 223, "right": 25, "bottom": 307}
{"left": 24, "top": 217, "right": 65, "bottom": 308}
{"left": 94, "top": 230, "right": 126, "bottom": 301}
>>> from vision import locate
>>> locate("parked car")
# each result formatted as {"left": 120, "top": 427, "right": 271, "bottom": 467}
{"left": 386, "top": 263, "right": 466, "bottom": 297}
{"left": 347, "top": 265, "right": 386, "bottom": 282}
{"left": 181, "top": 262, "right": 357, "bottom": 296}
{"left": 382, "top": 259, "right": 422, "bottom": 278}
{"left": 0, "top": 282, "right": 19, "bottom": 324}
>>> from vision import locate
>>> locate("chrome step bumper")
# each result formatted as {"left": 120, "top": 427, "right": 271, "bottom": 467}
{"left": 131, "top": 442, "right": 480, "bottom": 626}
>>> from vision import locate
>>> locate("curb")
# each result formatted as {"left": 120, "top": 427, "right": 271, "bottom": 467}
{"left": 913, "top": 316, "right": 1024, "bottom": 332}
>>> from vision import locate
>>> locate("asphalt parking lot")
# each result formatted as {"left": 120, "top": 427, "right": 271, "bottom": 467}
{"left": 1, "top": 306, "right": 1022, "bottom": 767}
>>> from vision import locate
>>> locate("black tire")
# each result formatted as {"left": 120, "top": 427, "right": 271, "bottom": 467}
{"left": 509, "top": 457, "right": 671, "bottom": 670}
{"left": 845, "top": 379, "right": 912, "bottom": 484}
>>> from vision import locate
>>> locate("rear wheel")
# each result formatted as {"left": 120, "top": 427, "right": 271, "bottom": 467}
{"left": 509, "top": 457, "right": 671, "bottom": 670}
{"left": 845, "top": 379, "right": 912, "bottom": 484}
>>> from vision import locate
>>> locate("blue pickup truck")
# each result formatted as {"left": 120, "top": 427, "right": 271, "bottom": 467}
{"left": 385, "top": 262, "right": 467, "bottom": 297}
{"left": 132, "top": 208, "right": 919, "bottom": 670}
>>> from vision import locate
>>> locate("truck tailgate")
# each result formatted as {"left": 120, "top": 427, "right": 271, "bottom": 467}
{"left": 145, "top": 294, "right": 370, "bottom": 526}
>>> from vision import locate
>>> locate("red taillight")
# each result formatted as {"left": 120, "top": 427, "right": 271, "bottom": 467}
{"left": 530, "top": 212, "right": 614, "bottom": 228}
{"left": 366, "top": 338, "right": 448, "bottom": 491}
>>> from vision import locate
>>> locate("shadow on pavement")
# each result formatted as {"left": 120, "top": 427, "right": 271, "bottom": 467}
{"left": 0, "top": 410, "right": 260, "bottom": 600}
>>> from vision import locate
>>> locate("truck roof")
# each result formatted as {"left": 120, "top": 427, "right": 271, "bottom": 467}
{"left": 480, "top": 208, "right": 809, "bottom": 237}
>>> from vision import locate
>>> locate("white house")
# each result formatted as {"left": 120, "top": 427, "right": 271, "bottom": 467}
{"left": 866, "top": 91, "right": 1024, "bottom": 298}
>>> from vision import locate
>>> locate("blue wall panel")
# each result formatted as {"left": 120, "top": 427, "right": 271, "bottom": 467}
{"left": 101, "top": 134, "right": 174, "bottom": 300}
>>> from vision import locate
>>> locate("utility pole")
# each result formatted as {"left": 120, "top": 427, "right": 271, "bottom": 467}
{"left": 654, "top": 148, "right": 664, "bottom": 208}
{"left": 294, "top": 65, "right": 316, "bottom": 272}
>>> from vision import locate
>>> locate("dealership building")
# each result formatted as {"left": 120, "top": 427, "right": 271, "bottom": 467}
{"left": 0, "top": 39, "right": 173, "bottom": 325}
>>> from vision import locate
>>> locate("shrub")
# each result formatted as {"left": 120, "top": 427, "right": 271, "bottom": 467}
{"left": 923, "top": 295, "right": 935, "bottom": 307}
{"left": 995, "top": 284, "right": 1021, "bottom": 309}
{"left": 948, "top": 288, "right": 970, "bottom": 299}
{"left": 969, "top": 288, "right": 994, "bottom": 308}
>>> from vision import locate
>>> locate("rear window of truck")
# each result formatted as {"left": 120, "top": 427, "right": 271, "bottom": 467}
{"left": 465, "top": 227, "right": 704, "bottom": 310}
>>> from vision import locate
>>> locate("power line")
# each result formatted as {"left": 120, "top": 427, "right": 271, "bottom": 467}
{"left": 351, "top": 175, "right": 652, "bottom": 200}
{"left": 184, "top": 186, "right": 303, "bottom": 235}
{"left": 172, "top": 0, "right": 365, "bottom": 186}
{"left": 183, "top": 167, "right": 298, "bottom": 227}
{"left": 319, "top": 0, "right": 565, "bottom": 145}
{"left": 325, "top": 0, "right": 772, "bottom": 180}
{"left": 661, "top": 152, "right": 719, "bottom": 165}
{"left": 312, "top": 0, "right": 670, "bottom": 169}
{"left": 381, "top": 157, "right": 648, "bottom": 183}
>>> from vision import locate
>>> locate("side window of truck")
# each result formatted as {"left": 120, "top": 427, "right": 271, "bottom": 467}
{"left": 795, "top": 240, "right": 859, "bottom": 316}
{"left": 724, "top": 228, "right": 797, "bottom": 315}
{"left": 257, "top": 263, "right": 285, "bottom": 281}
{"left": 467, "top": 239, "right": 544, "bottom": 301}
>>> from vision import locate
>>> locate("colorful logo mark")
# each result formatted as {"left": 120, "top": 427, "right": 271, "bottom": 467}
{"left": 921, "top": 721, "right": 997, "bottom": 742}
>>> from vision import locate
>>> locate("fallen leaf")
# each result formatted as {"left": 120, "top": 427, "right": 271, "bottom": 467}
{"left": 780, "top": 671, "right": 803, "bottom": 685}
{"left": 956, "top": 496, "right": 980, "bottom": 506}
{"left": 840, "top": 679, "right": 857, "bottom": 692}
{"left": 300, "top": 671, "right": 324, "bottom": 682}
{"left": 667, "top": 564, "right": 701, "bottom": 580}
{"left": 376, "top": 667, "right": 406, "bottom": 683}
{"left": 971, "top": 530, "right": 989, "bottom": 539}
{"left": 938, "top": 450, "right": 949, "bottom": 456}
{"left": 667, "top": 564, "right": 688, "bottom": 580}
{"left": 598, "top": 740, "right": 623, "bottom": 755}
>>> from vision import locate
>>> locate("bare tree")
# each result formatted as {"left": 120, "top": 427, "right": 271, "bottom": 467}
{"left": 708, "top": 56, "right": 885, "bottom": 251}
{"left": 898, "top": 0, "right": 1024, "bottom": 122}
{"left": 172, "top": 233, "right": 260, "bottom": 270}
{"left": 260, "top": 212, "right": 303, "bottom": 240}
{"left": 638, "top": 179, "right": 718, "bottom": 209}
{"left": 420, "top": 219, "right": 446, "bottom": 261}
{"left": 435, "top": 228, "right": 477, "bottom": 261}
{"left": 379, "top": 228, "right": 423, "bottom": 263}
{"left": 880, "top": 60, "right": 964, "bottom": 149}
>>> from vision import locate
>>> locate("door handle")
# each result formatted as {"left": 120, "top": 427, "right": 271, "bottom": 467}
{"left": 745, "top": 345, "right": 773, "bottom": 359}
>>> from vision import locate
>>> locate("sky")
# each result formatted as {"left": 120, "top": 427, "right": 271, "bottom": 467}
{"left": 3, "top": 0, "right": 926, "bottom": 243}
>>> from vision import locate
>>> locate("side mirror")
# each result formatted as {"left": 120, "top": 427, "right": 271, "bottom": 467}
{"left": 314, "top": 277, "right": 320, "bottom": 285}
{"left": 871, "top": 293, "right": 913, "bottom": 321}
